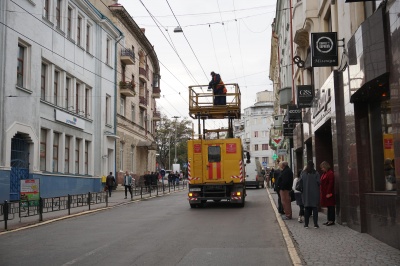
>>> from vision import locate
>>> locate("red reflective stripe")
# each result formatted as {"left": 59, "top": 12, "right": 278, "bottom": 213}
{"left": 208, "top": 163, "right": 213, "bottom": 179}
{"left": 216, "top": 162, "right": 221, "bottom": 179}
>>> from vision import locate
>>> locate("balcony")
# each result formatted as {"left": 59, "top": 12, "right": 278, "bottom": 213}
{"left": 139, "top": 66, "right": 148, "bottom": 80}
{"left": 120, "top": 48, "right": 135, "bottom": 65}
{"left": 153, "top": 111, "right": 161, "bottom": 121}
{"left": 119, "top": 81, "right": 136, "bottom": 97}
{"left": 152, "top": 86, "right": 160, "bottom": 98}
{"left": 139, "top": 96, "right": 147, "bottom": 108}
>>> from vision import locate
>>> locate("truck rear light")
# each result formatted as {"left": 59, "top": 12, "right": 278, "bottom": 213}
{"left": 188, "top": 192, "right": 199, "bottom": 197}
{"left": 231, "top": 191, "right": 241, "bottom": 196}
{"left": 236, "top": 191, "right": 241, "bottom": 196}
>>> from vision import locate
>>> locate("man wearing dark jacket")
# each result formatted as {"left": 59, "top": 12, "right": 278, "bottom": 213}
{"left": 276, "top": 161, "right": 294, "bottom": 219}
{"left": 209, "top": 71, "right": 226, "bottom": 105}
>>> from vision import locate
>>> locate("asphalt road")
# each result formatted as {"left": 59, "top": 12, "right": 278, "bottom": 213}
{"left": 0, "top": 188, "right": 292, "bottom": 266}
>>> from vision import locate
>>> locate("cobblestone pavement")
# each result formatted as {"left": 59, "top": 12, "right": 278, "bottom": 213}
{"left": 267, "top": 188, "right": 400, "bottom": 266}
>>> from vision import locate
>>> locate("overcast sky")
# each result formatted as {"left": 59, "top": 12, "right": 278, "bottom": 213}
{"left": 118, "top": 0, "right": 276, "bottom": 128}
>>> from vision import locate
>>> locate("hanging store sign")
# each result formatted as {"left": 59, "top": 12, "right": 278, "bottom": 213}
{"left": 283, "top": 123, "right": 295, "bottom": 137}
{"left": 311, "top": 32, "right": 338, "bottom": 67}
{"left": 296, "top": 85, "right": 314, "bottom": 108}
{"left": 288, "top": 105, "right": 302, "bottom": 124}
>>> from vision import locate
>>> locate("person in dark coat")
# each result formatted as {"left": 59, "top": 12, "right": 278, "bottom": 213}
{"left": 301, "top": 161, "right": 320, "bottom": 228}
{"left": 273, "top": 168, "right": 283, "bottom": 214}
{"left": 105, "top": 172, "right": 115, "bottom": 197}
{"left": 320, "top": 161, "right": 336, "bottom": 226}
{"left": 276, "top": 161, "right": 294, "bottom": 220}
{"left": 208, "top": 71, "right": 226, "bottom": 105}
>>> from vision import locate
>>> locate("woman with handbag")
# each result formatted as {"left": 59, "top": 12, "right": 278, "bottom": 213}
{"left": 320, "top": 161, "right": 336, "bottom": 226}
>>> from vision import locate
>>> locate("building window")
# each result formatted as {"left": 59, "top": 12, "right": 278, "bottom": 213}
{"left": 85, "top": 141, "right": 89, "bottom": 175}
{"left": 75, "top": 138, "right": 80, "bottom": 174}
{"left": 75, "top": 83, "right": 80, "bottom": 114}
{"left": 55, "top": 0, "right": 61, "bottom": 28}
{"left": 77, "top": 15, "right": 82, "bottom": 46}
{"left": 67, "top": 6, "right": 72, "bottom": 39}
{"left": 131, "top": 104, "right": 135, "bottom": 122}
{"left": 254, "top": 131, "right": 258, "bottom": 138}
{"left": 86, "top": 24, "right": 90, "bottom": 51}
{"left": 44, "top": 0, "right": 50, "bottom": 19}
{"left": 130, "top": 145, "right": 134, "bottom": 173}
{"left": 255, "top": 144, "right": 259, "bottom": 151}
{"left": 65, "top": 135, "right": 70, "bottom": 173}
{"left": 262, "top": 144, "right": 269, "bottom": 150}
{"left": 40, "top": 129, "right": 47, "bottom": 171}
{"left": 17, "top": 45, "right": 25, "bottom": 87}
{"left": 65, "top": 77, "right": 70, "bottom": 109}
{"left": 120, "top": 96, "right": 125, "bottom": 116}
{"left": 106, "top": 95, "right": 111, "bottom": 125}
{"left": 53, "top": 132, "right": 59, "bottom": 172}
{"left": 106, "top": 38, "right": 110, "bottom": 65}
{"left": 139, "top": 110, "right": 144, "bottom": 126}
{"left": 262, "top": 157, "right": 268, "bottom": 163}
{"left": 41, "top": 63, "right": 46, "bottom": 100}
{"left": 262, "top": 117, "right": 267, "bottom": 124}
{"left": 54, "top": 70, "right": 59, "bottom": 105}
{"left": 85, "top": 88, "right": 91, "bottom": 118}
{"left": 120, "top": 143, "right": 124, "bottom": 171}
{"left": 121, "top": 64, "right": 126, "bottom": 81}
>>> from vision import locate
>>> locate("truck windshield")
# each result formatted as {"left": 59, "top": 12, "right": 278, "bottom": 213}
{"left": 208, "top": 146, "right": 221, "bottom": 163}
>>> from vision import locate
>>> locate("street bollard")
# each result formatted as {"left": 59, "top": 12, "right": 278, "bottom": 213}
{"left": 39, "top": 198, "right": 43, "bottom": 222}
{"left": 106, "top": 193, "right": 108, "bottom": 207}
{"left": 4, "top": 201, "right": 8, "bottom": 230}
{"left": 67, "top": 194, "right": 71, "bottom": 215}
{"left": 88, "top": 192, "right": 91, "bottom": 210}
{"left": 140, "top": 186, "right": 143, "bottom": 199}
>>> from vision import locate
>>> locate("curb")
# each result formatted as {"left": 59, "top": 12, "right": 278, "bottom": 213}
{"left": 266, "top": 188, "right": 302, "bottom": 265}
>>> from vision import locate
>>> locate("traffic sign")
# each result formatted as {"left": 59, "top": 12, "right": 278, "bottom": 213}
{"left": 262, "top": 161, "right": 267, "bottom": 167}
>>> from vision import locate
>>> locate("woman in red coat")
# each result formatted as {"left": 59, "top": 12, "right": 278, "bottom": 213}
{"left": 320, "top": 161, "right": 335, "bottom": 226}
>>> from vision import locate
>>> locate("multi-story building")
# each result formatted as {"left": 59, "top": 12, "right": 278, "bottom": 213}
{"left": 90, "top": 1, "right": 160, "bottom": 183}
{"left": 234, "top": 91, "right": 275, "bottom": 169}
{"left": 0, "top": 0, "right": 122, "bottom": 201}
{"left": 271, "top": 0, "right": 399, "bottom": 249}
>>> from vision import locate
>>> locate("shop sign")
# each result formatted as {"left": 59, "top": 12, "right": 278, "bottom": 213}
{"left": 296, "top": 85, "right": 314, "bottom": 108}
{"left": 271, "top": 138, "right": 282, "bottom": 146}
{"left": 288, "top": 105, "right": 302, "bottom": 123}
{"left": 277, "top": 149, "right": 287, "bottom": 156}
{"left": 283, "top": 123, "right": 295, "bottom": 137}
{"left": 311, "top": 32, "right": 338, "bottom": 67}
{"left": 55, "top": 109, "right": 85, "bottom": 129}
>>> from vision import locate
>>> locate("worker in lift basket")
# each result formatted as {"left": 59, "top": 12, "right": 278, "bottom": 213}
{"left": 208, "top": 71, "right": 226, "bottom": 105}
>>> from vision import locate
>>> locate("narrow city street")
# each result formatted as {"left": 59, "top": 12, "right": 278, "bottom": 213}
{"left": 0, "top": 188, "right": 292, "bottom": 266}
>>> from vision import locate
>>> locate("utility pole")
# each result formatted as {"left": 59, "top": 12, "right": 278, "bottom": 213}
{"left": 172, "top": 116, "right": 180, "bottom": 165}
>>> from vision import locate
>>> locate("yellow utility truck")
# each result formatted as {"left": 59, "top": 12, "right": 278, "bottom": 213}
{"left": 187, "top": 83, "right": 246, "bottom": 208}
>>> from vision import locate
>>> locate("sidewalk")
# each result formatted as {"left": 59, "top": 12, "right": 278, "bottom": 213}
{"left": 0, "top": 185, "right": 186, "bottom": 234}
{"left": 267, "top": 188, "right": 400, "bottom": 265}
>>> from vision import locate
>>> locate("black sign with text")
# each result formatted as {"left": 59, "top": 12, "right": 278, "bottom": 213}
{"left": 283, "top": 123, "right": 295, "bottom": 137}
{"left": 296, "top": 85, "right": 314, "bottom": 108}
{"left": 288, "top": 105, "right": 302, "bottom": 124}
{"left": 311, "top": 32, "right": 338, "bottom": 67}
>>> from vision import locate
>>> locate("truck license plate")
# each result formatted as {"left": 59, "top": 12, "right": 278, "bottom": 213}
{"left": 190, "top": 188, "right": 201, "bottom": 191}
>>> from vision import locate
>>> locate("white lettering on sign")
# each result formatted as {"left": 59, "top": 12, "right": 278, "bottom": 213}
{"left": 316, "top": 37, "right": 334, "bottom": 53}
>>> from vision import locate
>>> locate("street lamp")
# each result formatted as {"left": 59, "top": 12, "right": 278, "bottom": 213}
{"left": 172, "top": 116, "right": 180, "bottom": 165}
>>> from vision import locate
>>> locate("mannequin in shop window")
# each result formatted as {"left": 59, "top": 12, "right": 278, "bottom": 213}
{"left": 384, "top": 158, "right": 396, "bottom": 191}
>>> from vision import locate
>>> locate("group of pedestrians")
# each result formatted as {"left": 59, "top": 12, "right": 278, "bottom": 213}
{"left": 272, "top": 160, "right": 336, "bottom": 229}
{"left": 104, "top": 171, "right": 135, "bottom": 199}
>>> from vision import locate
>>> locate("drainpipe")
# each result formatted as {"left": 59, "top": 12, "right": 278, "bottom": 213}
{"left": 289, "top": 0, "right": 294, "bottom": 102}
{"left": 114, "top": 35, "right": 124, "bottom": 177}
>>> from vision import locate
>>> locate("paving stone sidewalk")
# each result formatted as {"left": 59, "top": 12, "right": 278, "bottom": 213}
{"left": 267, "top": 188, "right": 400, "bottom": 266}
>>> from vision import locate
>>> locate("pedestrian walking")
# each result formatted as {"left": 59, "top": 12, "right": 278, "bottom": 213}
{"left": 269, "top": 168, "right": 275, "bottom": 188}
{"left": 320, "top": 161, "right": 336, "bottom": 226}
{"left": 301, "top": 161, "right": 320, "bottom": 229}
{"left": 105, "top": 172, "right": 115, "bottom": 197}
{"left": 293, "top": 167, "right": 306, "bottom": 223}
{"left": 123, "top": 171, "right": 133, "bottom": 199}
{"left": 276, "top": 161, "right": 294, "bottom": 220}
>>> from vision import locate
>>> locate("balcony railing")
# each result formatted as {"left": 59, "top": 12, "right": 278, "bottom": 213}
{"left": 139, "top": 96, "right": 147, "bottom": 107}
{"left": 120, "top": 48, "right": 135, "bottom": 65}
{"left": 153, "top": 111, "right": 161, "bottom": 121}
{"left": 152, "top": 87, "right": 160, "bottom": 98}
{"left": 119, "top": 81, "right": 136, "bottom": 97}
{"left": 139, "top": 66, "right": 148, "bottom": 80}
